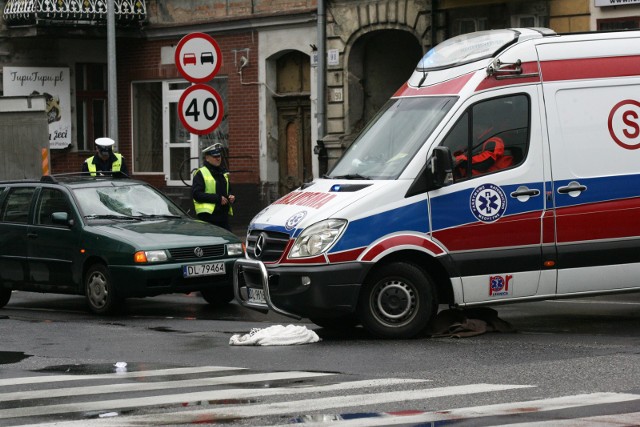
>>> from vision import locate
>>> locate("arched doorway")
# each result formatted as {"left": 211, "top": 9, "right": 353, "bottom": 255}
{"left": 347, "top": 30, "right": 423, "bottom": 136}
{"left": 275, "top": 51, "right": 312, "bottom": 196}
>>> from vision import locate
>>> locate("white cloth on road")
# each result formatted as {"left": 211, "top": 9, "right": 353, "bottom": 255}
{"left": 229, "top": 324, "right": 320, "bottom": 346}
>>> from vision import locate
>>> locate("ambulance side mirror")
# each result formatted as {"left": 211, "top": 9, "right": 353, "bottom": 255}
{"left": 426, "top": 147, "right": 454, "bottom": 190}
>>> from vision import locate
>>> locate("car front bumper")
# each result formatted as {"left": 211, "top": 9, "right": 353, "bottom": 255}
{"left": 109, "top": 258, "right": 239, "bottom": 298}
{"left": 233, "top": 258, "right": 371, "bottom": 319}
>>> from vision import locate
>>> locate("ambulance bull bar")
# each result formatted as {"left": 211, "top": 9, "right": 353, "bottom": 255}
{"left": 233, "top": 258, "right": 301, "bottom": 319}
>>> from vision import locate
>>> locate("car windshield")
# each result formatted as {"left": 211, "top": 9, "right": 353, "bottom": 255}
{"left": 73, "top": 183, "right": 185, "bottom": 219}
{"left": 327, "top": 96, "right": 456, "bottom": 180}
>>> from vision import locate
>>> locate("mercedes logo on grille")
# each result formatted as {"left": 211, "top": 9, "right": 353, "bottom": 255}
{"left": 194, "top": 247, "right": 204, "bottom": 258}
{"left": 254, "top": 232, "right": 268, "bottom": 259}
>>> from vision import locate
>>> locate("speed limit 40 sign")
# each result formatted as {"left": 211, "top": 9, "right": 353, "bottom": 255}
{"left": 178, "top": 84, "right": 224, "bottom": 135}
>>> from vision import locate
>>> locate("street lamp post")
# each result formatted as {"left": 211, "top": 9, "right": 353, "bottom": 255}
{"left": 107, "top": 0, "right": 118, "bottom": 147}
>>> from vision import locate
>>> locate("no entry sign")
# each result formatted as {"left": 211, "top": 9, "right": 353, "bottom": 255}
{"left": 178, "top": 84, "right": 224, "bottom": 135}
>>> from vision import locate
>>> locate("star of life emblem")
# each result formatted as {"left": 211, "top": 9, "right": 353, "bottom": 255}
{"left": 285, "top": 211, "right": 307, "bottom": 231}
{"left": 470, "top": 183, "right": 507, "bottom": 223}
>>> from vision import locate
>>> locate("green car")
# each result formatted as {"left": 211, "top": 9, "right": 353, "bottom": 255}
{"left": 0, "top": 175, "right": 244, "bottom": 314}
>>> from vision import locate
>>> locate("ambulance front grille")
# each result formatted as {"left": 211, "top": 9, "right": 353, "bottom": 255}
{"left": 245, "top": 230, "right": 290, "bottom": 262}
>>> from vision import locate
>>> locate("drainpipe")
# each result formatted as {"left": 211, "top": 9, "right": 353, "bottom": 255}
{"left": 107, "top": 0, "right": 118, "bottom": 147}
{"left": 314, "top": 0, "right": 328, "bottom": 176}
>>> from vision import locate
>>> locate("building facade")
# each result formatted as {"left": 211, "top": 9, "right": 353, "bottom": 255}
{"left": 3, "top": 0, "right": 637, "bottom": 234}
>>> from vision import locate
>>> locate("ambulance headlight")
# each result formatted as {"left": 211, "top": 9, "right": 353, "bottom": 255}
{"left": 289, "top": 219, "right": 347, "bottom": 258}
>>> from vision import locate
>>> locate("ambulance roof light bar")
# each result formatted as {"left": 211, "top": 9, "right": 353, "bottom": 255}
{"left": 416, "top": 28, "right": 556, "bottom": 72}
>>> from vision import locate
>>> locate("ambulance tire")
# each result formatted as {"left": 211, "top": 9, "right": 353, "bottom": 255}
{"left": 357, "top": 262, "right": 437, "bottom": 339}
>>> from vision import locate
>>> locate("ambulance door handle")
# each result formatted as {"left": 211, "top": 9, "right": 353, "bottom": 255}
{"left": 557, "top": 181, "right": 587, "bottom": 195}
{"left": 510, "top": 188, "right": 540, "bottom": 198}
{"left": 510, "top": 186, "right": 540, "bottom": 202}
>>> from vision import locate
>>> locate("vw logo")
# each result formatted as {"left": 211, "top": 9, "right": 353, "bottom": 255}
{"left": 254, "top": 232, "right": 268, "bottom": 259}
{"left": 194, "top": 247, "right": 204, "bottom": 258}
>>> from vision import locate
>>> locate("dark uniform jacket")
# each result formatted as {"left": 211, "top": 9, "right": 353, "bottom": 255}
{"left": 191, "top": 162, "right": 232, "bottom": 226}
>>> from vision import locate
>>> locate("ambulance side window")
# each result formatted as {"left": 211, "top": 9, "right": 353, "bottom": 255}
{"left": 441, "top": 94, "right": 530, "bottom": 181}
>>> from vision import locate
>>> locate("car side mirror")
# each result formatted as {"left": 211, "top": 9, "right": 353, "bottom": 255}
{"left": 52, "top": 211, "right": 74, "bottom": 227}
{"left": 426, "top": 146, "right": 454, "bottom": 190}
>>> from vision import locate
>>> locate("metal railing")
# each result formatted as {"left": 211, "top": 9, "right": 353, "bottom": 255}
{"left": 4, "top": 0, "right": 146, "bottom": 24}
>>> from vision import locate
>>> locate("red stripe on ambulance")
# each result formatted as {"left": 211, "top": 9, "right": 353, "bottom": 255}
{"left": 393, "top": 73, "right": 474, "bottom": 97}
{"left": 540, "top": 55, "right": 640, "bottom": 82}
{"left": 360, "top": 235, "right": 445, "bottom": 262}
{"left": 433, "top": 211, "right": 542, "bottom": 252}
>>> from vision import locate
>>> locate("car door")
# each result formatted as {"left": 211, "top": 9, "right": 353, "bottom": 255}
{"left": 0, "top": 186, "right": 36, "bottom": 288}
{"left": 27, "top": 187, "right": 80, "bottom": 291}
{"left": 430, "top": 89, "right": 551, "bottom": 303}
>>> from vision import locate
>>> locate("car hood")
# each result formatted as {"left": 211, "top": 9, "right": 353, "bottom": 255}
{"left": 87, "top": 218, "right": 240, "bottom": 248}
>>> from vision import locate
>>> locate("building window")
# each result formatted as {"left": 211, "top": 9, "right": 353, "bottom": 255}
{"left": 511, "top": 15, "right": 539, "bottom": 28}
{"left": 75, "top": 63, "right": 107, "bottom": 151}
{"left": 597, "top": 17, "right": 640, "bottom": 31}
{"left": 456, "top": 18, "right": 488, "bottom": 35}
{"left": 132, "top": 81, "right": 163, "bottom": 173}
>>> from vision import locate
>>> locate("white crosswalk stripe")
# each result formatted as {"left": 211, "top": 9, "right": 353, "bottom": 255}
{"left": 2, "top": 365, "right": 639, "bottom": 427}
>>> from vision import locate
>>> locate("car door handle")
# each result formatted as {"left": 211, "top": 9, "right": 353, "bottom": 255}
{"left": 510, "top": 188, "right": 540, "bottom": 198}
{"left": 557, "top": 182, "right": 587, "bottom": 194}
{"left": 27, "top": 233, "right": 38, "bottom": 238}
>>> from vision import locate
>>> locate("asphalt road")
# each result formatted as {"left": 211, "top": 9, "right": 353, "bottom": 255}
{"left": 2, "top": 290, "right": 640, "bottom": 426}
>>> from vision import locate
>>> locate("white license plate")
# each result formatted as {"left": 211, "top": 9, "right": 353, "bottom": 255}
{"left": 248, "top": 287, "right": 266, "bottom": 304}
{"left": 183, "top": 262, "right": 226, "bottom": 278}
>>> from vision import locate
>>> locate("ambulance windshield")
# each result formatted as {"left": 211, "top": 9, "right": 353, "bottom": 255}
{"left": 417, "top": 29, "right": 517, "bottom": 71}
{"left": 328, "top": 96, "right": 456, "bottom": 180}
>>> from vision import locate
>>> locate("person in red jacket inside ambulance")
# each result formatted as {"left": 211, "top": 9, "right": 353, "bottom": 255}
{"left": 453, "top": 116, "right": 514, "bottom": 179}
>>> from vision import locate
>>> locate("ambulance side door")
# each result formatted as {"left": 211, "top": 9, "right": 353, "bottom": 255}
{"left": 540, "top": 39, "right": 640, "bottom": 294}
{"left": 430, "top": 87, "right": 549, "bottom": 303}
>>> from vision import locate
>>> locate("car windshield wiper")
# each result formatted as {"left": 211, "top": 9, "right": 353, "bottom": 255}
{"left": 331, "top": 174, "right": 371, "bottom": 180}
{"left": 84, "top": 214, "right": 143, "bottom": 221}
{"left": 135, "top": 214, "right": 183, "bottom": 220}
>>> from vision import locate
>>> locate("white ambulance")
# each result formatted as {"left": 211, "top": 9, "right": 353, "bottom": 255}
{"left": 234, "top": 28, "right": 640, "bottom": 339}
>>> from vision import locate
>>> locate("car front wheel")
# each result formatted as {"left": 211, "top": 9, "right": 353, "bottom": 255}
{"left": 357, "top": 262, "right": 437, "bottom": 339}
{"left": 0, "top": 289, "right": 11, "bottom": 308}
{"left": 85, "top": 264, "right": 121, "bottom": 315}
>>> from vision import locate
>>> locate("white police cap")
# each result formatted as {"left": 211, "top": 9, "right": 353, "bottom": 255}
{"left": 95, "top": 137, "right": 115, "bottom": 148}
{"left": 202, "top": 144, "right": 223, "bottom": 156}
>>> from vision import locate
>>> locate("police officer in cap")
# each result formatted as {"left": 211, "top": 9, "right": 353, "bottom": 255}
{"left": 82, "top": 137, "right": 129, "bottom": 177}
{"left": 192, "top": 143, "right": 235, "bottom": 231}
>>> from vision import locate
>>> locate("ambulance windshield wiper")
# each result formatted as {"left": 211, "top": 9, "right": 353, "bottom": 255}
{"left": 332, "top": 174, "right": 370, "bottom": 180}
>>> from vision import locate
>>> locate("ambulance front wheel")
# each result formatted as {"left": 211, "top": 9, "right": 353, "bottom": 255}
{"left": 357, "top": 262, "right": 437, "bottom": 339}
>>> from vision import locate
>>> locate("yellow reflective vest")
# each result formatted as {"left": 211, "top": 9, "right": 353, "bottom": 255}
{"left": 193, "top": 166, "right": 233, "bottom": 216}
{"left": 85, "top": 153, "right": 123, "bottom": 176}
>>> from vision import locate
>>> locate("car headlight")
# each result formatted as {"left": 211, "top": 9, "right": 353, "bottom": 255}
{"left": 227, "top": 243, "right": 244, "bottom": 256}
{"left": 134, "top": 250, "right": 168, "bottom": 263}
{"left": 289, "top": 219, "right": 347, "bottom": 258}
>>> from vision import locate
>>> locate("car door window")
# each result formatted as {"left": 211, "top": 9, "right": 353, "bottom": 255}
{"left": 441, "top": 94, "right": 530, "bottom": 181}
{"left": 1, "top": 187, "right": 36, "bottom": 224}
{"left": 37, "top": 188, "right": 72, "bottom": 226}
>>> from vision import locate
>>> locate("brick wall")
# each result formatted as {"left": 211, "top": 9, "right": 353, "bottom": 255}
{"left": 51, "top": 31, "right": 264, "bottom": 235}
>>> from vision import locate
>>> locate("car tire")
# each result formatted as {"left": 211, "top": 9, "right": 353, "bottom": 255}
{"left": 200, "top": 286, "right": 234, "bottom": 307}
{"left": 0, "top": 289, "right": 11, "bottom": 308}
{"left": 357, "top": 262, "right": 437, "bottom": 339}
{"left": 85, "top": 264, "right": 121, "bottom": 315}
